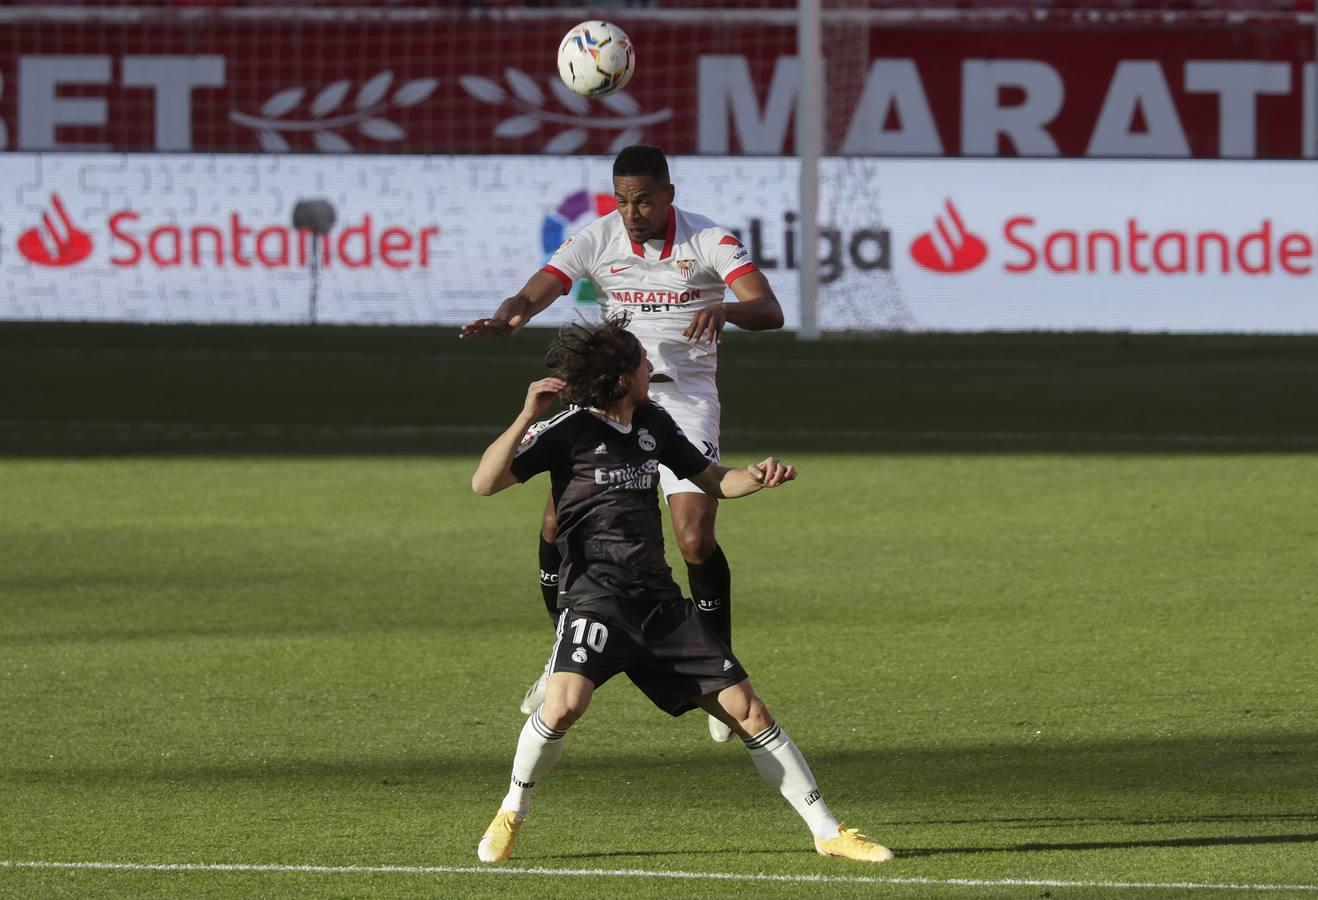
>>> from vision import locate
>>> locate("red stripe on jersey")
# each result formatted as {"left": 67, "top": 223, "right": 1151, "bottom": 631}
{"left": 719, "top": 235, "right": 743, "bottom": 247}
{"left": 724, "top": 262, "right": 758, "bottom": 287}
{"left": 659, "top": 210, "right": 677, "bottom": 260}
{"left": 630, "top": 238, "right": 645, "bottom": 257}
{"left": 542, "top": 264, "right": 573, "bottom": 295}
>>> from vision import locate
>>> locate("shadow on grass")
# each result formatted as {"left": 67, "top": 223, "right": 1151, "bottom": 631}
{"left": 524, "top": 830, "right": 1318, "bottom": 862}
{"left": 900, "top": 831, "right": 1318, "bottom": 858}
{"left": 7, "top": 733, "right": 1314, "bottom": 805}
{"left": 886, "top": 812, "right": 1318, "bottom": 828}
{"left": 5, "top": 734, "right": 1314, "bottom": 864}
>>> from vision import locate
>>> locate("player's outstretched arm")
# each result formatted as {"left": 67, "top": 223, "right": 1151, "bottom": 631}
{"left": 471, "top": 377, "right": 566, "bottom": 495}
{"left": 690, "top": 457, "right": 797, "bottom": 499}
{"left": 459, "top": 271, "right": 566, "bottom": 340}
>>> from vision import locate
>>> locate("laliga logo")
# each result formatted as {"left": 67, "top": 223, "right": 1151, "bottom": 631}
{"left": 18, "top": 195, "right": 94, "bottom": 267}
{"left": 542, "top": 189, "right": 615, "bottom": 254}
{"left": 542, "top": 189, "right": 616, "bottom": 304}
{"left": 911, "top": 200, "right": 987, "bottom": 274}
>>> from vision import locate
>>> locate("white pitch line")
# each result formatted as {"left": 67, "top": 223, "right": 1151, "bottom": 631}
{"left": 1, "top": 860, "right": 1316, "bottom": 892}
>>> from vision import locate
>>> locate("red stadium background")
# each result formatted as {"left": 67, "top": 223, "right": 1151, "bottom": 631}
{"left": 0, "top": 5, "right": 1313, "bottom": 157}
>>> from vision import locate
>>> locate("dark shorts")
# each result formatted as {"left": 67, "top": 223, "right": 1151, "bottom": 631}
{"left": 548, "top": 595, "right": 749, "bottom": 716}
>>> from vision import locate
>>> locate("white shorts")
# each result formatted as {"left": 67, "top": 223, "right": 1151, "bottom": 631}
{"left": 649, "top": 382, "right": 721, "bottom": 499}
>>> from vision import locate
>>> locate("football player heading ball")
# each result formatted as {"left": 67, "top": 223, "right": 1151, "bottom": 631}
{"left": 460, "top": 145, "right": 785, "bottom": 743}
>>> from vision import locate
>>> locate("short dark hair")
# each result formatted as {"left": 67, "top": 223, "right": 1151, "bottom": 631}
{"left": 612, "top": 145, "right": 669, "bottom": 184}
{"left": 545, "top": 314, "right": 643, "bottom": 409}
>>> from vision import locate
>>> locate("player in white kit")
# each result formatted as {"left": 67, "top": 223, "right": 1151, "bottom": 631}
{"left": 459, "top": 146, "right": 784, "bottom": 742}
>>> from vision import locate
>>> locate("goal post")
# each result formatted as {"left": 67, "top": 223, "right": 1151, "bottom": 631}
{"left": 797, "top": 0, "right": 823, "bottom": 341}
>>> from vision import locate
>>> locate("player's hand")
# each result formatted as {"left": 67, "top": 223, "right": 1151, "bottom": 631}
{"left": 459, "top": 316, "right": 516, "bottom": 339}
{"left": 683, "top": 302, "right": 727, "bottom": 346}
{"left": 523, "top": 377, "right": 566, "bottom": 419}
{"left": 748, "top": 457, "right": 796, "bottom": 488}
{"left": 459, "top": 295, "right": 533, "bottom": 340}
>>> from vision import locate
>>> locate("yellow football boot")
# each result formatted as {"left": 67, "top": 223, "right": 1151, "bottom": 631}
{"left": 477, "top": 809, "right": 524, "bottom": 863}
{"left": 814, "top": 824, "right": 895, "bottom": 863}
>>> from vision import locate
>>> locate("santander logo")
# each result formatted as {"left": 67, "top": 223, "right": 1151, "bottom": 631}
{"left": 910, "top": 200, "right": 987, "bottom": 274}
{"left": 18, "top": 195, "right": 94, "bottom": 267}
{"left": 13, "top": 196, "right": 439, "bottom": 271}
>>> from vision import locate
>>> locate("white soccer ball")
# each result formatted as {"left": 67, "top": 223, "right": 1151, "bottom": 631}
{"left": 557, "top": 21, "right": 635, "bottom": 98}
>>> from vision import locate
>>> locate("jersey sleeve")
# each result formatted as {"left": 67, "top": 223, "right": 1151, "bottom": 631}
{"left": 509, "top": 415, "right": 567, "bottom": 482}
{"left": 705, "top": 230, "right": 759, "bottom": 288}
{"left": 542, "top": 227, "right": 598, "bottom": 295}
{"left": 652, "top": 404, "right": 712, "bottom": 481}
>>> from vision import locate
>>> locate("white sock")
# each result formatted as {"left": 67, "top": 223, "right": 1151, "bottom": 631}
{"left": 744, "top": 723, "right": 841, "bottom": 841}
{"left": 500, "top": 711, "right": 567, "bottom": 818}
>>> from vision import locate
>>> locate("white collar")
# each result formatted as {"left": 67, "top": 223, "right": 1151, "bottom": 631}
{"left": 586, "top": 408, "right": 633, "bottom": 434}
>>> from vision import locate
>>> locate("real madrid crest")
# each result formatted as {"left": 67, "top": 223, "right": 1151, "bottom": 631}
{"left": 674, "top": 258, "right": 696, "bottom": 280}
{"left": 637, "top": 428, "right": 656, "bottom": 451}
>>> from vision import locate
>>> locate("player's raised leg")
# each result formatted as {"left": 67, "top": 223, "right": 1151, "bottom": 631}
{"left": 699, "top": 681, "right": 895, "bottom": 863}
{"left": 520, "top": 496, "right": 562, "bottom": 715}
{"left": 670, "top": 492, "right": 731, "bottom": 645}
{"left": 480, "top": 670, "right": 594, "bottom": 862}
{"left": 653, "top": 385, "right": 737, "bottom": 742}
{"left": 537, "top": 496, "right": 562, "bottom": 624}
{"left": 668, "top": 490, "right": 735, "bottom": 742}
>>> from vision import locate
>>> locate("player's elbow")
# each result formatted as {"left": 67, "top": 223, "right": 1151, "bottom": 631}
{"left": 743, "top": 300, "right": 784, "bottom": 331}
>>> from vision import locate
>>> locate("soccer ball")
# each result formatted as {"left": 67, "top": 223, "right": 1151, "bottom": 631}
{"left": 557, "top": 21, "right": 635, "bottom": 98}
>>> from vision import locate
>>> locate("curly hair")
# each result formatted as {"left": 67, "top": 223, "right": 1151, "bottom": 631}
{"left": 545, "top": 314, "right": 642, "bottom": 409}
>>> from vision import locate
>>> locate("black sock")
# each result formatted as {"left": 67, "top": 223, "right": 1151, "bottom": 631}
{"left": 538, "top": 534, "right": 562, "bottom": 626}
{"left": 687, "top": 545, "right": 732, "bottom": 648}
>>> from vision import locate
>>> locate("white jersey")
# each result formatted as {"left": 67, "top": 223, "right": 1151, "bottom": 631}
{"left": 542, "top": 206, "right": 758, "bottom": 395}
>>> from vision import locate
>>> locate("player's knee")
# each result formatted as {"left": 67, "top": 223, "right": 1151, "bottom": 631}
{"left": 541, "top": 512, "right": 558, "bottom": 542}
{"left": 675, "top": 526, "right": 717, "bottom": 563}
{"left": 714, "top": 681, "right": 771, "bottom": 734}
{"left": 539, "top": 697, "right": 585, "bottom": 732}
{"left": 740, "top": 696, "right": 773, "bottom": 736}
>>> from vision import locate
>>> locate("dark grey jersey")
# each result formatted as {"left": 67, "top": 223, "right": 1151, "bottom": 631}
{"left": 510, "top": 400, "right": 711, "bottom": 607}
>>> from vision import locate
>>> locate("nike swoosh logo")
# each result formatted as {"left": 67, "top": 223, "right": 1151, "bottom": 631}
{"left": 609, "top": 265, "right": 633, "bottom": 275}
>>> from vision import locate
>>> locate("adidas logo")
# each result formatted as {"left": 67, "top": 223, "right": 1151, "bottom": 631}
{"left": 722, "top": 659, "right": 733, "bottom": 672}
{"left": 593, "top": 443, "right": 608, "bottom": 454}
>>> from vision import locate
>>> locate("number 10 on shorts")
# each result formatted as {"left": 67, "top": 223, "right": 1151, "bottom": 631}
{"left": 569, "top": 618, "right": 609, "bottom": 652}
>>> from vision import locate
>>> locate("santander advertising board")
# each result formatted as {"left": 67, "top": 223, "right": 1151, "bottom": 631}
{"left": 890, "top": 156, "right": 1318, "bottom": 332}
{"left": 8, "top": 154, "right": 1317, "bottom": 333}
{"left": 18, "top": 194, "right": 439, "bottom": 271}
{"left": 911, "top": 199, "right": 1316, "bottom": 278}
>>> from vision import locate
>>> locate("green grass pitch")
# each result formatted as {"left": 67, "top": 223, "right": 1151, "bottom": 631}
{"left": 2, "top": 325, "right": 1317, "bottom": 898}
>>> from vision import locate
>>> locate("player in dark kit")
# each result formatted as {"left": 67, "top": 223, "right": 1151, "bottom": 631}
{"left": 470, "top": 317, "right": 893, "bottom": 865}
